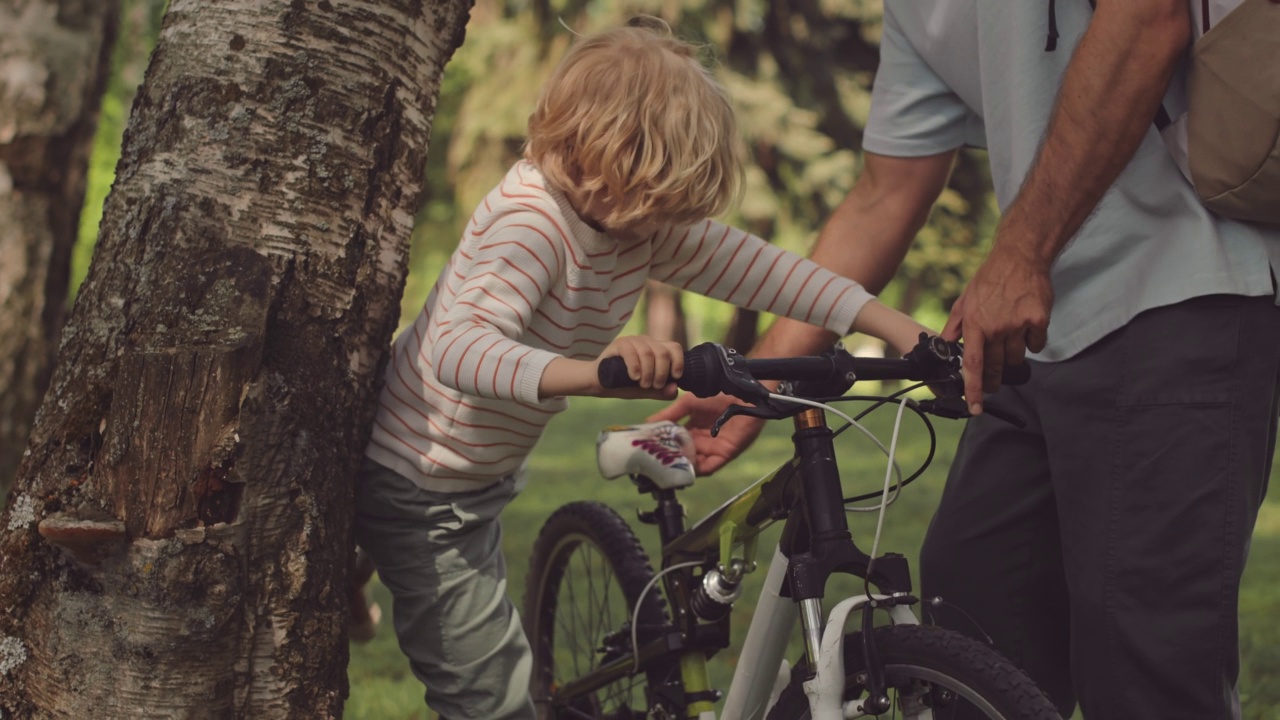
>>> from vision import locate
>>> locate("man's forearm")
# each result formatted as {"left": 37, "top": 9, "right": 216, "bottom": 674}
{"left": 749, "top": 151, "right": 957, "bottom": 359}
{"left": 999, "top": 1, "right": 1191, "bottom": 266}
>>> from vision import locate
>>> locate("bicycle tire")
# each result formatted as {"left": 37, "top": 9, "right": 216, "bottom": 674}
{"left": 525, "top": 501, "right": 671, "bottom": 719}
{"left": 767, "top": 624, "right": 1060, "bottom": 719}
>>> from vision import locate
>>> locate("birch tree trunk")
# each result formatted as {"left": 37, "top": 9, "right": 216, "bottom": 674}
{"left": 0, "top": 0, "right": 119, "bottom": 496}
{"left": 0, "top": 0, "right": 471, "bottom": 716}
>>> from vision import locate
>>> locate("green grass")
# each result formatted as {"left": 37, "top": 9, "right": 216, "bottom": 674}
{"left": 346, "top": 396, "right": 1280, "bottom": 720}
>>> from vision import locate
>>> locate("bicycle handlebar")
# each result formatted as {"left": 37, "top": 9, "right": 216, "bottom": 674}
{"left": 598, "top": 336, "right": 1030, "bottom": 399}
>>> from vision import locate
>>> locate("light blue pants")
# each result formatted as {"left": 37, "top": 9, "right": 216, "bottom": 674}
{"left": 354, "top": 459, "right": 535, "bottom": 720}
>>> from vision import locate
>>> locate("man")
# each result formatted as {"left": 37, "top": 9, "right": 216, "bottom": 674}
{"left": 652, "top": 2, "right": 1280, "bottom": 717}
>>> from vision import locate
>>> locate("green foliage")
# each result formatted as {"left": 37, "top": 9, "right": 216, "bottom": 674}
{"left": 395, "top": 0, "right": 992, "bottom": 340}
{"left": 72, "top": 0, "right": 166, "bottom": 300}
{"left": 72, "top": 1, "right": 991, "bottom": 333}
{"left": 345, "top": 396, "right": 1280, "bottom": 719}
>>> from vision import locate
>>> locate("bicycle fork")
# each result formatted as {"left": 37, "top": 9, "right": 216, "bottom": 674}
{"left": 718, "top": 546, "right": 922, "bottom": 720}
{"left": 803, "top": 594, "right": 921, "bottom": 719}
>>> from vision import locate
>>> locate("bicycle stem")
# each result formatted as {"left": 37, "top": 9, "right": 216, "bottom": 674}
{"left": 793, "top": 409, "right": 852, "bottom": 543}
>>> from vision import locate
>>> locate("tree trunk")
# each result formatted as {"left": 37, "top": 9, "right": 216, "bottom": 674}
{"left": 0, "top": 0, "right": 471, "bottom": 716}
{"left": 643, "top": 279, "right": 689, "bottom": 346}
{"left": 722, "top": 307, "right": 759, "bottom": 353}
{"left": 721, "top": 218, "right": 774, "bottom": 353}
{"left": 0, "top": 0, "right": 119, "bottom": 497}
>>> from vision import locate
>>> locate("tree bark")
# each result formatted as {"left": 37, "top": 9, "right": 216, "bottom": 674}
{"left": 0, "top": 0, "right": 471, "bottom": 716}
{"left": 0, "top": 0, "right": 119, "bottom": 497}
{"left": 722, "top": 307, "right": 759, "bottom": 353}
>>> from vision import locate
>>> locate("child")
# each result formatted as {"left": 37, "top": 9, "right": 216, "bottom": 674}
{"left": 353, "top": 17, "right": 932, "bottom": 719}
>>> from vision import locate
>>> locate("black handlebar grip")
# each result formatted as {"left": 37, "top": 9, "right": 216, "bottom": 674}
{"left": 982, "top": 401, "right": 1028, "bottom": 429}
{"left": 597, "top": 356, "right": 639, "bottom": 388}
{"left": 597, "top": 347, "right": 719, "bottom": 395}
{"left": 1002, "top": 363, "right": 1032, "bottom": 386}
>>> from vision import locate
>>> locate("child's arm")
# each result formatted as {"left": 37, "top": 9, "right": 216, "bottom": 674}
{"left": 648, "top": 220, "right": 931, "bottom": 354}
{"left": 538, "top": 335, "right": 683, "bottom": 400}
{"left": 847, "top": 299, "right": 934, "bottom": 356}
{"left": 435, "top": 215, "right": 688, "bottom": 403}
{"left": 429, "top": 221, "right": 566, "bottom": 405}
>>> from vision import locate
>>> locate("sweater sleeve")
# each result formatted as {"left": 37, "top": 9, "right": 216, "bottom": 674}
{"left": 429, "top": 214, "right": 565, "bottom": 405}
{"left": 648, "top": 219, "right": 876, "bottom": 336}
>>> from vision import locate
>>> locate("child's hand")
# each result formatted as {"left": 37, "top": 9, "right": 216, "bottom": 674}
{"left": 596, "top": 335, "right": 684, "bottom": 399}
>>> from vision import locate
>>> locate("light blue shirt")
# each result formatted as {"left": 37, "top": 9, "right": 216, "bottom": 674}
{"left": 864, "top": 1, "right": 1280, "bottom": 361}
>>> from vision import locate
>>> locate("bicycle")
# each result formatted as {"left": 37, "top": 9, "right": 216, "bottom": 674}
{"left": 523, "top": 335, "right": 1060, "bottom": 719}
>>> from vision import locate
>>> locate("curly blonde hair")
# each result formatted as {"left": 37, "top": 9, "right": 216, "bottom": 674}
{"left": 524, "top": 17, "right": 743, "bottom": 230}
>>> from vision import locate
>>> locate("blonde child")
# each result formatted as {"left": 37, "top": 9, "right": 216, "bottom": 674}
{"left": 354, "top": 17, "right": 932, "bottom": 719}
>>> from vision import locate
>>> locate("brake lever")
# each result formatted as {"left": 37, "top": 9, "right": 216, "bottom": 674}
{"left": 711, "top": 402, "right": 790, "bottom": 437}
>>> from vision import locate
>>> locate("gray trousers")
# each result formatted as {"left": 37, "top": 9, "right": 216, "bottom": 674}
{"left": 920, "top": 294, "right": 1280, "bottom": 719}
{"left": 354, "top": 460, "right": 536, "bottom": 720}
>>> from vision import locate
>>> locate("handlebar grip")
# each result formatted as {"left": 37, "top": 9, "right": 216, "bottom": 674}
{"left": 1002, "top": 363, "right": 1031, "bottom": 386}
{"left": 597, "top": 346, "right": 722, "bottom": 396}
{"left": 982, "top": 401, "right": 1027, "bottom": 429}
{"left": 597, "top": 356, "right": 639, "bottom": 388}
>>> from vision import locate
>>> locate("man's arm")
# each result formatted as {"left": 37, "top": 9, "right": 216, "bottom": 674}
{"left": 952, "top": 0, "right": 1191, "bottom": 412}
{"left": 750, "top": 150, "right": 957, "bottom": 359}
{"left": 648, "top": 150, "right": 956, "bottom": 475}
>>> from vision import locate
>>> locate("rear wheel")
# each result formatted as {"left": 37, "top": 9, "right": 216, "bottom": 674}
{"left": 524, "top": 501, "right": 671, "bottom": 719}
{"left": 767, "top": 624, "right": 1060, "bottom": 719}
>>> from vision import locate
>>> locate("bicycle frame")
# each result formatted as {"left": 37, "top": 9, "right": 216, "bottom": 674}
{"left": 547, "top": 406, "right": 923, "bottom": 719}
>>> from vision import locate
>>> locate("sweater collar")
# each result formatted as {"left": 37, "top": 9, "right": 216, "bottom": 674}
{"left": 535, "top": 167, "right": 616, "bottom": 256}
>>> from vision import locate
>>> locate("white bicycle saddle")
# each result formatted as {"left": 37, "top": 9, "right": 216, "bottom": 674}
{"left": 596, "top": 421, "right": 696, "bottom": 489}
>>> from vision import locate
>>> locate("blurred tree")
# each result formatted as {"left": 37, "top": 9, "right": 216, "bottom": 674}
{"left": 0, "top": 0, "right": 471, "bottom": 715}
{"left": 0, "top": 0, "right": 119, "bottom": 497}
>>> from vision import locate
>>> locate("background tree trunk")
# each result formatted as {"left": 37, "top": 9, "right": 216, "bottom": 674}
{"left": 0, "top": 0, "right": 471, "bottom": 716}
{"left": 721, "top": 218, "right": 774, "bottom": 353}
{"left": 642, "top": 280, "right": 689, "bottom": 346}
{"left": 0, "top": 0, "right": 119, "bottom": 498}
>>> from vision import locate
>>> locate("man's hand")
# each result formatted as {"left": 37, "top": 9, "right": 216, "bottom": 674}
{"left": 943, "top": 241, "right": 1052, "bottom": 414}
{"left": 646, "top": 393, "right": 765, "bottom": 476}
{"left": 935, "top": 0, "right": 1189, "bottom": 415}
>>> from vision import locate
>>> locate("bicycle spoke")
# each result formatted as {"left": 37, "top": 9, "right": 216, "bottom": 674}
{"left": 557, "top": 542, "right": 622, "bottom": 711}
{"left": 578, "top": 547, "right": 599, "bottom": 674}
{"left": 587, "top": 547, "right": 626, "bottom": 712}
{"left": 601, "top": 562, "right": 615, "bottom": 638}
{"left": 584, "top": 546, "right": 600, "bottom": 662}
{"left": 530, "top": 505, "right": 677, "bottom": 720}
{"left": 562, "top": 545, "right": 591, "bottom": 681}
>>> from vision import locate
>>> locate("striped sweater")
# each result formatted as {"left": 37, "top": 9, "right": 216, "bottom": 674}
{"left": 367, "top": 161, "right": 875, "bottom": 492}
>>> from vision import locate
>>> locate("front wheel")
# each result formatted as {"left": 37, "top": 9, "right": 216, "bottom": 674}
{"left": 767, "top": 624, "right": 1060, "bottom": 719}
{"left": 524, "top": 501, "right": 671, "bottom": 719}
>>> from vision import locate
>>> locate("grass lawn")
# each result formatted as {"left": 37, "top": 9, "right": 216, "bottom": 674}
{"left": 346, "top": 395, "right": 1280, "bottom": 720}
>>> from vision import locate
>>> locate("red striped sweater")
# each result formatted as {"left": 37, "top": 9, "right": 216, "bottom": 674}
{"left": 366, "top": 161, "right": 875, "bottom": 492}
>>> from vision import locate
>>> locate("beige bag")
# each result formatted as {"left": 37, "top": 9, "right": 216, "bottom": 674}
{"left": 1181, "top": 0, "right": 1280, "bottom": 224}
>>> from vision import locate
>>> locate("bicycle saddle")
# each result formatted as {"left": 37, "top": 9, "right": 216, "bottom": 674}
{"left": 596, "top": 421, "right": 696, "bottom": 489}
